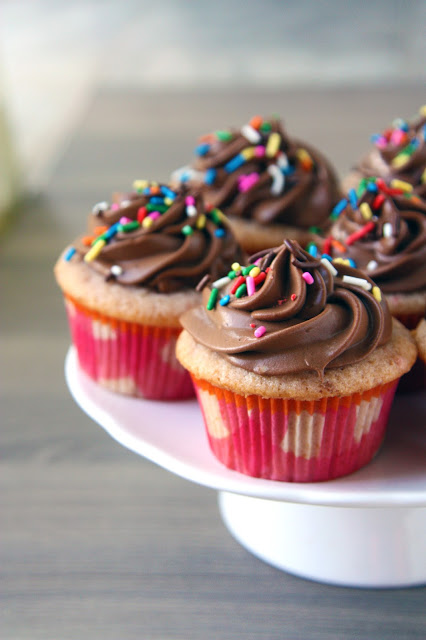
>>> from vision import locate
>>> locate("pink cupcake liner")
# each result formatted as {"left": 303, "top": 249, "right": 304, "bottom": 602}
{"left": 192, "top": 377, "right": 399, "bottom": 482}
{"left": 65, "top": 295, "right": 194, "bottom": 400}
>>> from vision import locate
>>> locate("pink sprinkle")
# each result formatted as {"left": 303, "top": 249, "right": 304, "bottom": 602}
{"left": 254, "top": 257, "right": 262, "bottom": 266}
{"left": 119, "top": 216, "right": 132, "bottom": 225}
{"left": 238, "top": 173, "right": 259, "bottom": 193}
{"left": 375, "top": 136, "right": 387, "bottom": 149}
{"left": 149, "top": 211, "right": 161, "bottom": 220}
{"left": 185, "top": 196, "right": 195, "bottom": 206}
{"left": 302, "top": 271, "right": 314, "bottom": 285}
{"left": 246, "top": 275, "right": 256, "bottom": 296}
{"left": 254, "top": 325, "right": 266, "bottom": 338}
{"left": 255, "top": 145, "right": 265, "bottom": 158}
{"left": 111, "top": 203, "right": 120, "bottom": 211}
{"left": 391, "top": 129, "right": 405, "bottom": 146}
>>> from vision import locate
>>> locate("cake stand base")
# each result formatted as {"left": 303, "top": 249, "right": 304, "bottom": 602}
{"left": 219, "top": 491, "right": 426, "bottom": 588}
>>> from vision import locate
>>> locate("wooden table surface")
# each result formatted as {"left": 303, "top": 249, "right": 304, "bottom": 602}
{"left": 2, "top": 86, "right": 425, "bottom": 640}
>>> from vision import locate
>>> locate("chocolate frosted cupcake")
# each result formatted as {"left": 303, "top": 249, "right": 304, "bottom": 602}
{"left": 172, "top": 115, "right": 341, "bottom": 253}
{"left": 55, "top": 180, "right": 243, "bottom": 400}
{"left": 343, "top": 105, "right": 426, "bottom": 196}
{"left": 176, "top": 240, "right": 416, "bottom": 482}
{"left": 326, "top": 178, "right": 426, "bottom": 329}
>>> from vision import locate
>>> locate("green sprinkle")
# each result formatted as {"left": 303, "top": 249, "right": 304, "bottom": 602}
{"left": 207, "top": 288, "right": 218, "bottom": 310}
{"left": 227, "top": 270, "right": 238, "bottom": 279}
{"left": 119, "top": 221, "right": 140, "bottom": 233}
{"left": 235, "top": 283, "right": 247, "bottom": 298}
{"left": 216, "top": 130, "right": 233, "bottom": 141}
{"left": 209, "top": 208, "right": 222, "bottom": 225}
{"left": 146, "top": 203, "right": 168, "bottom": 213}
{"left": 356, "top": 178, "right": 368, "bottom": 197}
{"left": 308, "top": 226, "right": 322, "bottom": 234}
{"left": 182, "top": 225, "right": 193, "bottom": 236}
{"left": 242, "top": 264, "right": 256, "bottom": 276}
{"left": 260, "top": 121, "right": 272, "bottom": 132}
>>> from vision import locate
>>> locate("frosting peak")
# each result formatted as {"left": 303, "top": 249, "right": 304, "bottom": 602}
{"left": 66, "top": 182, "right": 243, "bottom": 293}
{"left": 180, "top": 240, "right": 392, "bottom": 377}
{"left": 173, "top": 115, "right": 341, "bottom": 230}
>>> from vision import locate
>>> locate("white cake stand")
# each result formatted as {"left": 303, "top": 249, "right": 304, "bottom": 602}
{"left": 65, "top": 347, "right": 426, "bottom": 588}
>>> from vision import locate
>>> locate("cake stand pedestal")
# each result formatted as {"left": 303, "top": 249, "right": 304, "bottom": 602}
{"left": 65, "top": 347, "right": 426, "bottom": 588}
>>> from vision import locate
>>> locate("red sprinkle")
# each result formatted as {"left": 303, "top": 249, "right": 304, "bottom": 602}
{"left": 291, "top": 293, "right": 297, "bottom": 301}
{"left": 323, "top": 236, "right": 332, "bottom": 255}
{"left": 137, "top": 207, "right": 147, "bottom": 223}
{"left": 253, "top": 271, "right": 266, "bottom": 286}
{"left": 346, "top": 221, "right": 376, "bottom": 246}
{"left": 250, "top": 323, "right": 256, "bottom": 328}
{"left": 372, "top": 194, "right": 385, "bottom": 210}
{"left": 230, "top": 275, "right": 246, "bottom": 295}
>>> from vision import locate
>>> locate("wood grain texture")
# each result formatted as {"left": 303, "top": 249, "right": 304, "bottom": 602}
{"left": 2, "top": 87, "right": 425, "bottom": 640}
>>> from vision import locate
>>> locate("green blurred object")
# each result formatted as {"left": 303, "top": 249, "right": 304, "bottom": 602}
{"left": 0, "top": 88, "right": 20, "bottom": 232}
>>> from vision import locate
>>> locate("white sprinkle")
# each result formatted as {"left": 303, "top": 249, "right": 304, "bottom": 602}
{"left": 120, "top": 199, "right": 131, "bottom": 208}
{"left": 320, "top": 258, "right": 338, "bottom": 276}
{"left": 111, "top": 265, "right": 123, "bottom": 276}
{"left": 342, "top": 275, "right": 372, "bottom": 291}
{"left": 212, "top": 276, "right": 231, "bottom": 289}
{"left": 267, "top": 164, "right": 285, "bottom": 195}
{"left": 383, "top": 222, "right": 393, "bottom": 238}
{"left": 92, "top": 201, "right": 109, "bottom": 215}
{"left": 186, "top": 204, "right": 197, "bottom": 217}
{"left": 367, "top": 260, "right": 378, "bottom": 271}
{"left": 241, "top": 124, "right": 262, "bottom": 144}
{"left": 276, "top": 152, "right": 289, "bottom": 169}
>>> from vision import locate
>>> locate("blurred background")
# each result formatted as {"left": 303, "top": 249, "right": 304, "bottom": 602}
{"left": 1, "top": 2, "right": 425, "bottom": 638}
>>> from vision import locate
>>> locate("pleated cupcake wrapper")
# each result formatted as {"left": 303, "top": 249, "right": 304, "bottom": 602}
{"left": 192, "top": 377, "right": 399, "bottom": 482}
{"left": 64, "top": 295, "right": 194, "bottom": 400}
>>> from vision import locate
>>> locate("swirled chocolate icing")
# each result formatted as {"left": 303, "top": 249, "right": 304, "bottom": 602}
{"left": 173, "top": 116, "right": 341, "bottom": 231}
{"left": 355, "top": 106, "right": 426, "bottom": 190}
{"left": 68, "top": 182, "right": 243, "bottom": 293}
{"left": 328, "top": 179, "right": 426, "bottom": 294}
{"left": 180, "top": 240, "right": 392, "bottom": 377}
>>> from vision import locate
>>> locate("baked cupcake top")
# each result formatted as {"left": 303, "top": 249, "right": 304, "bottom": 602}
{"left": 179, "top": 239, "right": 392, "bottom": 377}
{"left": 324, "top": 178, "right": 426, "bottom": 294}
{"left": 62, "top": 181, "right": 243, "bottom": 293}
{"left": 354, "top": 105, "right": 426, "bottom": 193}
{"left": 172, "top": 115, "right": 341, "bottom": 231}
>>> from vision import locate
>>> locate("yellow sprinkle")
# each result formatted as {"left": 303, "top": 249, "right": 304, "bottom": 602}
{"left": 296, "top": 148, "right": 313, "bottom": 169}
{"left": 360, "top": 202, "right": 373, "bottom": 221}
{"left": 249, "top": 266, "right": 261, "bottom": 277}
{"left": 232, "top": 262, "right": 241, "bottom": 271}
{"left": 142, "top": 217, "right": 153, "bottom": 229}
{"left": 419, "top": 105, "right": 426, "bottom": 117}
{"left": 84, "top": 239, "right": 106, "bottom": 262}
{"left": 333, "top": 257, "right": 351, "bottom": 266}
{"left": 390, "top": 179, "right": 413, "bottom": 193}
{"left": 391, "top": 154, "right": 409, "bottom": 169}
{"left": 196, "top": 214, "right": 206, "bottom": 229}
{"left": 241, "top": 146, "right": 256, "bottom": 160}
{"left": 421, "top": 168, "right": 426, "bottom": 184}
{"left": 133, "top": 179, "right": 148, "bottom": 191}
{"left": 265, "top": 132, "right": 281, "bottom": 157}
{"left": 164, "top": 197, "right": 173, "bottom": 205}
{"left": 372, "top": 286, "right": 382, "bottom": 302}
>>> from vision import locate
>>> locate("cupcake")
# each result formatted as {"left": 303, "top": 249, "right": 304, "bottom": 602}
{"left": 343, "top": 105, "right": 426, "bottom": 196}
{"left": 54, "top": 181, "right": 243, "bottom": 400}
{"left": 326, "top": 177, "right": 426, "bottom": 330}
{"left": 176, "top": 240, "right": 416, "bottom": 482}
{"left": 172, "top": 115, "right": 341, "bottom": 254}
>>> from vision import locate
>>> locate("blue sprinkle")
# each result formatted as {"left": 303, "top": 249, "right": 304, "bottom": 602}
{"left": 64, "top": 247, "right": 76, "bottom": 262}
{"left": 219, "top": 294, "right": 230, "bottom": 306}
{"left": 104, "top": 222, "right": 120, "bottom": 239}
{"left": 321, "top": 253, "right": 333, "bottom": 262}
{"left": 195, "top": 143, "right": 210, "bottom": 156}
{"left": 150, "top": 196, "right": 165, "bottom": 204}
{"left": 224, "top": 154, "right": 245, "bottom": 173}
{"left": 161, "top": 186, "right": 176, "bottom": 200}
{"left": 143, "top": 187, "right": 151, "bottom": 195}
{"left": 307, "top": 243, "right": 318, "bottom": 258}
{"left": 205, "top": 168, "right": 217, "bottom": 185}
{"left": 411, "top": 138, "right": 420, "bottom": 149}
{"left": 347, "top": 258, "right": 357, "bottom": 268}
{"left": 281, "top": 165, "right": 295, "bottom": 175}
{"left": 367, "top": 182, "right": 378, "bottom": 193}
{"left": 370, "top": 133, "right": 380, "bottom": 143}
{"left": 214, "top": 228, "right": 226, "bottom": 238}
{"left": 348, "top": 188, "right": 358, "bottom": 209}
{"left": 331, "top": 198, "right": 347, "bottom": 219}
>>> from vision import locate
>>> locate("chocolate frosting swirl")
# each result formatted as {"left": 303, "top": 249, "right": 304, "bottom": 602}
{"left": 180, "top": 240, "right": 392, "bottom": 376}
{"left": 329, "top": 180, "right": 426, "bottom": 294}
{"left": 356, "top": 107, "right": 426, "bottom": 189}
{"left": 71, "top": 183, "right": 243, "bottom": 293}
{"left": 173, "top": 116, "right": 341, "bottom": 230}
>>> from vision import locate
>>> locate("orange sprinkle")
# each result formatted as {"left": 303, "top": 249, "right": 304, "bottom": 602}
{"left": 150, "top": 185, "right": 161, "bottom": 195}
{"left": 249, "top": 115, "right": 263, "bottom": 130}
{"left": 198, "top": 133, "right": 216, "bottom": 143}
{"left": 82, "top": 236, "right": 95, "bottom": 246}
{"left": 331, "top": 238, "right": 347, "bottom": 253}
{"left": 94, "top": 225, "right": 108, "bottom": 236}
